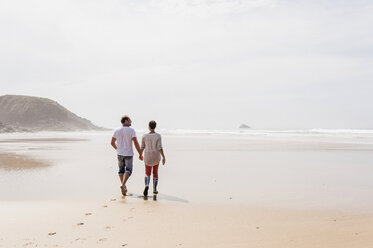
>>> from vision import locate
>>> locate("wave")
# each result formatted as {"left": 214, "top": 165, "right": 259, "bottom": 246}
{"left": 155, "top": 128, "right": 373, "bottom": 137}
{"left": 2, "top": 129, "right": 373, "bottom": 139}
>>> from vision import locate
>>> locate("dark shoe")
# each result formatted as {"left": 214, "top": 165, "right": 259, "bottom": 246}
{"left": 143, "top": 186, "right": 149, "bottom": 197}
{"left": 153, "top": 190, "right": 158, "bottom": 195}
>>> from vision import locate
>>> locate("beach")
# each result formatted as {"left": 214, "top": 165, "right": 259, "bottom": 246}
{"left": 1, "top": 130, "right": 373, "bottom": 247}
{"left": 1, "top": 201, "right": 373, "bottom": 247}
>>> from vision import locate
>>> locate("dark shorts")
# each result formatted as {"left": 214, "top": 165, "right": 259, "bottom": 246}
{"left": 117, "top": 155, "right": 133, "bottom": 176}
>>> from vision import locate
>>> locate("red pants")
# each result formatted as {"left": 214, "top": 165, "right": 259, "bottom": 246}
{"left": 145, "top": 164, "right": 159, "bottom": 178}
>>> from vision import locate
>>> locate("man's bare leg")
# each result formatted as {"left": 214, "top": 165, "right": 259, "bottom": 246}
{"left": 119, "top": 175, "right": 125, "bottom": 195}
{"left": 122, "top": 172, "right": 130, "bottom": 191}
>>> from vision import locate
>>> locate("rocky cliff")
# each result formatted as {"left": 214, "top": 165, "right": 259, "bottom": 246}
{"left": 0, "top": 95, "right": 106, "bottom": 132}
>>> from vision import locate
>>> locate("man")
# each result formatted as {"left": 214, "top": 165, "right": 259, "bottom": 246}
{"left": 111, "top": 115, "right": 142, "bottom": 195}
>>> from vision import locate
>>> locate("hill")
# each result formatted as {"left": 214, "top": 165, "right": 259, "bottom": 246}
{"left": 0, "top": 95, "right": 106, "bottom": 132}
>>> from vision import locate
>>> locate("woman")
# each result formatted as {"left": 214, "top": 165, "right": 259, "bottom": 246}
{"left": 140, "top": 120, "right": 166, "bottom": 196}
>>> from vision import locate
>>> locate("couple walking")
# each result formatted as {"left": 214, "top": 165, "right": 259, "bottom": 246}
{"left": 110, "top": 115, "right": 166, "bottom": 197}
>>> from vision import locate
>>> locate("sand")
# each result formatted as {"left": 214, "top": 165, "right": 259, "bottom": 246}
{"left": 0, "top": 152, "right": 50, "bottom": 170}
{"left": 1, "top": 132, "right": 373, "bottom": 247}
{"left": 1, "top": 199, "right": 373, "bottom": 248}
{"left": 0, "top": 138, "right": 88, "bottom": 143}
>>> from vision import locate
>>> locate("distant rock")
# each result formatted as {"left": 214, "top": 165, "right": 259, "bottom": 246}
{"left": 239, "top": 124, "right": 250, "bottom": 129}
{"left": 0, "top": 95, "right": 107, "bottom": 132}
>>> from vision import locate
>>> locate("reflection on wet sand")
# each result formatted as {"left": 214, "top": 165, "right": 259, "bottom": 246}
{"left": 0, "top": 152, "right": 50, "bottom": 170}
{"left": 0, "top": 138, "right": 88, "bottom": 143}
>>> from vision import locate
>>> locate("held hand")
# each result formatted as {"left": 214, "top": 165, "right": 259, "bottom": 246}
{"left": 139, "top": 155, "right": 143, "bottom": 161}
{"left": 162, "top": 158, "right": 166, "bottom": 165}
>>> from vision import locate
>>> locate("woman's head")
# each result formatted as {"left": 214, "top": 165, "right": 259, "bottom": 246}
{"left": 148, "top": 120, "right": 157, "bottom": 130}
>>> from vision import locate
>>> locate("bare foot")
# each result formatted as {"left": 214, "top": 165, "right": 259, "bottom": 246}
{"left": 120, "top": 185, "right": 127, "bottom": 196}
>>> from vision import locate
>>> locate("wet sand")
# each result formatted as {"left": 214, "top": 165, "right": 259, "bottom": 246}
{"left": 2, "top": 133, "right": 373, "bottom": 209}
{"left": 0, "top": 138, "right": 88, "bottom": 143}
{"left": 1, "top": 200, "right": 373, "bottom": 247}
{"left": 0, "top": 152, "right": 50, "bottom": 170}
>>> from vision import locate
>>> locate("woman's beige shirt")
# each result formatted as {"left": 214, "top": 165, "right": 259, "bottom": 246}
{"left": 141, "top": 133, "right": 162, "bottom": 166}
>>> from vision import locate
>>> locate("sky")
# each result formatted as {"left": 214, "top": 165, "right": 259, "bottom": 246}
{"left": 1, "top": 0, "right": 373, "bottom": 130}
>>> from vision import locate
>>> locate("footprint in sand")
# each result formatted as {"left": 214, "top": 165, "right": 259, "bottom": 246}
{"left": 98, "top": 238, "right": 107, "bottom": 243}
{"left": 77, "top": 223, "right": 84, "bottom": 226}
{"left": 48, "top": 232, "right": 56, "bottom": 236}
{"left": 122, "top": 244, "right": 128, "bottom": 246}
{"left": 85, "top": 213, "right": 92, "bottom": 216}
{"left": 74, "top": 238, "right": 86, "bottom": 241}
{"left": 110, "top": 199, "right": 116, "bottom": 201}
{"left": 105, "top": 226, "right": 112, "bottom": 231}
{"left": 103, "top": 205, "right": 108, "bottom": 208}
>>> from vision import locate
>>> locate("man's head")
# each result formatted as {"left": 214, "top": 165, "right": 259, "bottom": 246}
{"left": 148, "top": 120, "right": 157, "bottom": 130}
{"left": 121, "top": 115, "right": 132, "bottom": 126}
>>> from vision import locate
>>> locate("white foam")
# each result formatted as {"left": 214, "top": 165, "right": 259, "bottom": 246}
{"left": 154, "top": 128, "right": 373, "bottom": 137}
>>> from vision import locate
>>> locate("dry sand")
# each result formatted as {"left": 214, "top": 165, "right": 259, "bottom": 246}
{"left": 0, "top": 199, "right": 373, "bottom": 248}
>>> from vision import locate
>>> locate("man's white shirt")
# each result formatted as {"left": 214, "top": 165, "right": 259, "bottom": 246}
{"left": 113, "top": 126, "right": 137, "bottom": 156}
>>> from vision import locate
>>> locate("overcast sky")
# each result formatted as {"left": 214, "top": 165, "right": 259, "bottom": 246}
{"left": 1, "top": 0, "right": 373, "bottom": 129}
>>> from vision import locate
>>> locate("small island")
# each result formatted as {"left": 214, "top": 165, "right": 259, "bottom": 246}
{"left": 239, "top": 124, "right": 250, "bottom": 129}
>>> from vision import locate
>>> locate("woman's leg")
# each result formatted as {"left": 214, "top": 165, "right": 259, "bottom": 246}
{"left": 144, "top": 165, "right": 152, "bottom": 196}
{"left": 152, "top": 164, "right": 159, "bottom": 194}
{"left": 145, "top": 165, "right": 151, "bottom": 185}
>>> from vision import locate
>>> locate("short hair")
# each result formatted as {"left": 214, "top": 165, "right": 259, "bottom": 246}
{"left": 149, "top": 120, "right": 157, "bottom": 129}
{"left": 121, "top": 115, "right": 130, "bottom": 124}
